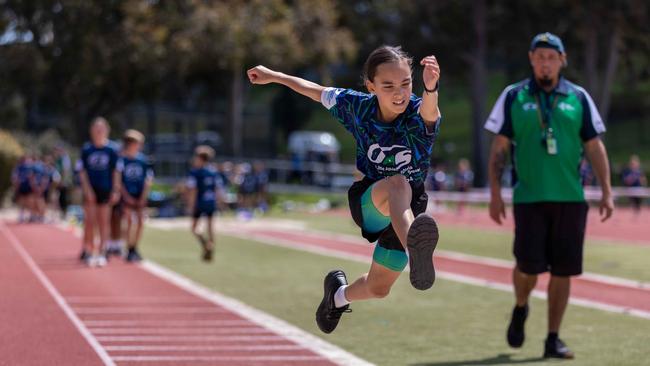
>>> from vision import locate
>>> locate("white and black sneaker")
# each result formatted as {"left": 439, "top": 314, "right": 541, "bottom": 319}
{"left": 406, "top": 213, "right": 439, "bottom": 290}
{"left": 544, "top": 336, "right": 574, "bottom": 359}
{"left": 316, "top": 270, "right": 351, "bottom": 334}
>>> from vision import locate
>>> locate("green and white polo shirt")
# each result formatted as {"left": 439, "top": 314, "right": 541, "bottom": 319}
{"left": 484, "top": 77, "right": 606, "bottom": 203}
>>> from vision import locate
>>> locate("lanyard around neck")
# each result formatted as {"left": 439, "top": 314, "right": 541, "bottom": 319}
{"left": 534, "top": 93, "right": 559, "bottom": 130}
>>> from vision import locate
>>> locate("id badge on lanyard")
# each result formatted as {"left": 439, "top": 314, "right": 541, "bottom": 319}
{"left": 536, "top": 94, "right": 559, "bottom": 155}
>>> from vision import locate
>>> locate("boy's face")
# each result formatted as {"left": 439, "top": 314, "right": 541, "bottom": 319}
{"left": 192, "top": 156, "right": 205, "bottom": 168}
{"left": 125, "top": 141, "right": 142, "bottom": 155}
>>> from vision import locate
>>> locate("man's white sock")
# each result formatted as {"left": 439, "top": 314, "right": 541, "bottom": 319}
{"left": 334, "top": 285, "right": 350, "bottom": 308}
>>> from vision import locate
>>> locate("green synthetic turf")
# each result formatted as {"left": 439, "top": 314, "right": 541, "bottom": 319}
{"left": 140, "top": 224, "right": 650, "bottom": 366}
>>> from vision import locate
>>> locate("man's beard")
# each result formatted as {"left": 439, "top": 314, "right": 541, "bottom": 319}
{"left": 538, "top": 77, "right": 553, "bottom": 87}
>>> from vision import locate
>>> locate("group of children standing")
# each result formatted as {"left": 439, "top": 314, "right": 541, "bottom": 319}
{"left": 11, "top": 154, "right": 62, "bottom": 223}
{"left": 77, "top": 118, "right": 152, "bottom": 266}
{"left": 77, "top": 117, "right": 222, "bottom": 266}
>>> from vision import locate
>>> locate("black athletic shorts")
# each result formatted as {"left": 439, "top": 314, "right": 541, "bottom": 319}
{"left": 91, "top": 187, "right": 111, "bottom": 205}
{"left": 193, "top": 206, "right": 215, "bottom": 219}
{"left": 348, "top": 176, "right": 428, "bottom": 252}
{"left": 513, "top": 202, "right": 589, "bottom": 276}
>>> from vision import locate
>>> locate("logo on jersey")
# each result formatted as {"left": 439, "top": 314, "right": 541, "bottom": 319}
{"left": 558, "top": 102, "right": 575, "bottom": 112}
{"left": 522, "top": 102, "right": 538, "bottom": 111}
{"left": 367, "top": 143, "right": 412, "bottom": 170}
{"left": 87, "top": 152, "right": 110, "bottom": 170}
{"left": 124, "top": 163, "right": 143, "bottom": 181}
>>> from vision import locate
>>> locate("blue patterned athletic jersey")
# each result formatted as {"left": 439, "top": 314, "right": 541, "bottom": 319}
{"left": 121, "top": 154, "right": 154, "bottom": 198}
{"left": 186, "top": 166, "right": 221, "bottom": 211}
{"left": 321, "top": 88, "right": 441, "bottom": 183}
{"left": 79, "top": 140, "right": 121, "bottom": 191}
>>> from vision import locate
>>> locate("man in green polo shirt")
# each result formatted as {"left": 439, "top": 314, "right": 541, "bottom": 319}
{"left": 485, "top": 32, "right": 614, "bottom": 359}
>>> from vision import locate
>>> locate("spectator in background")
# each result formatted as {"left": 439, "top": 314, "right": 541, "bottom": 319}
{"left": 237, "top": 163, "right": 257, "bottom": 219}
{"left": 431, "top": 163, "right": 449, "bottom": 191}
{"left": 40, "top": 154, "right": 62, "bottom": 221}
{"left": 621, "top": 154, "right": 647, "bottom": 214}
{"left": 253, "top": 161, "right": 269, "bottom": 213}
{"left": 12, "top": 155, "right": 35, "bottom": 223}
{"left": 54, "top": 145, "right": 72, "bottom": 219}
{"left": 119, "top": 129, "right": 153, "bottom": 262}
{"left": 186, "top": 146, "right": 219, "bottom": 262}
{"left": 454, "top": 158, "right": 474, "bottom": 215}
{"left": 579, "top": 159, "right": 596, "bottom": 187}
{"left": 78, "top": 117, "right": 122, "bottom": 267}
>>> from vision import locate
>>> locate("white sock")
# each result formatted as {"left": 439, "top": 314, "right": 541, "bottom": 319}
{"left": 334, "top": 285, "right": 350, "bottom": 308}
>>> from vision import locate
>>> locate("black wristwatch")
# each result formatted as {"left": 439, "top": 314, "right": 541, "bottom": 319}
{"left": 424, "top": 81, "right": 439, "bottom": 94}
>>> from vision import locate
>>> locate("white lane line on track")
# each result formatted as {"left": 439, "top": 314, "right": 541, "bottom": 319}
{"left": 89, "top": 327, "right": 271, "bottom": 334}
{"left": 66, "top": 296, "right": 203, "bottom": 304}
{"left": 73, "top": 307, "right": 228, "bottom": 314}
{"left": 84, "top": 320, "right": 252, "bottom": 327}
{"left": 97, "top": 335, "right": 287, "bottom": 342}
{"left": 141, "top": 260, "right": 375, "bottom": 366}
{"left": 0, "top": 223, "right": 115, "bottom": 366}
{"left": 104, "top": 345, "right": 303, "bottom": 351}
{"left": 223, "top": 230, "right": 650, "bottom": 320}
{"left": 111, "top": 355, "right": 326, "bottom": 362}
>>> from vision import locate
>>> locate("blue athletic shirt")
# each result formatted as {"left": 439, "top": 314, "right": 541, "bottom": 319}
{"left": 321, "top": 88, "right": 441, "bottom": 184}
{"left": 186, "top": 166, "right": 221, "bottom": 211}
{"left": 80, "top": 140, "right": 121, "bottom": 192}
{"left": 12, "top": 161, "right": 33, "bottom": 191}
{"left": 121, "top": 154, "right": 154, "bottom": 198}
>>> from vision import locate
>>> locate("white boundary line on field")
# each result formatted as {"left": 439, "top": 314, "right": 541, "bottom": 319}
{"left": 141, "top": 260, "right": 375, "bottom": 366}
{"left": 222, "top": 229, "right": 650, "bottom": 320}
{"left": 0, "top": 223, "right": 115, "bottom": 366}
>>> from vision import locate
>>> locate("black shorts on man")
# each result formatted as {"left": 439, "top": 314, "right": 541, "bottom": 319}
{"left": 513, "top": 202, "right": 588, "bottom": 276}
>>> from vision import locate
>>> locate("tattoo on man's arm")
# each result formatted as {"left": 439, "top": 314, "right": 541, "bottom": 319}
{"left": 491, "top": 148, "right": 508, "bottom": 182}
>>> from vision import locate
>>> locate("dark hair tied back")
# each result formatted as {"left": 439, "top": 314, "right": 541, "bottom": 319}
{"left": 362, "top": 45, "right": 413, "bottom": 82}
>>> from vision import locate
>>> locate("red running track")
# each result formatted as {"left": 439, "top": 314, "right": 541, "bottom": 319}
{"left": 328, "top": 206, "right": 650, "bottom": 246}
{"left": 0, "top": 222, "right": 366, "bottom": 366}
{"left": 228, "top": 226, "right": 650, "bottom": 318}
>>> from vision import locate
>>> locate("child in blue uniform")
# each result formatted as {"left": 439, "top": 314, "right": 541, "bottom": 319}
{"left": 12, "top": 155, "right": 34, "bottom": 223}
{"left": 249, "top": 45, "right": 442, "bottom": 333}
{"left": 186, "top": 146, "right": 220, "bottom": 262}
{"left": 120, "top": 130, "right": 153, "bottom": 262}
{"left": 78, "top": 117, "right": 122, "bottom": 267}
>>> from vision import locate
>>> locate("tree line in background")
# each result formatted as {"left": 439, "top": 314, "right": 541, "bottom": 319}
{"left": 1, "top": 0, "right": 649, "bottom": 185}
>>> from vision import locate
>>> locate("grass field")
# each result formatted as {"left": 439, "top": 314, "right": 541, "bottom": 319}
{"left": 139, "top": 213, "right": 650, "bottom": 366}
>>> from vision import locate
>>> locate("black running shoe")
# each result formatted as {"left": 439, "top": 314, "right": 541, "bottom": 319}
{"left": 406, "top": 213, "right": 439, "bottom": 290}
{"left": 126, "top": 248, "right": 143, "bottom": 262}
{"left": 544, "top": 337, "right": 574, "bottom": 359}
{"left": 79, "top": 250, "right": 89, "bottom": 262}
{"left": 507, "top": 304, "right": 529, "bottom": 348}
{"left": 202, "top": 247, "right": 213, "bottom": 262}
{"left": 316, "top": 270, "right": 351, "bottom": 334}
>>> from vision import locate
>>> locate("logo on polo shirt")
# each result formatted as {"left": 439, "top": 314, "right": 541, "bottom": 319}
{"left": 522, "top": 102, "right": 538, "bottom": 111}
{"left": 558, "top": 102, "right": 575, "bottom": 111}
